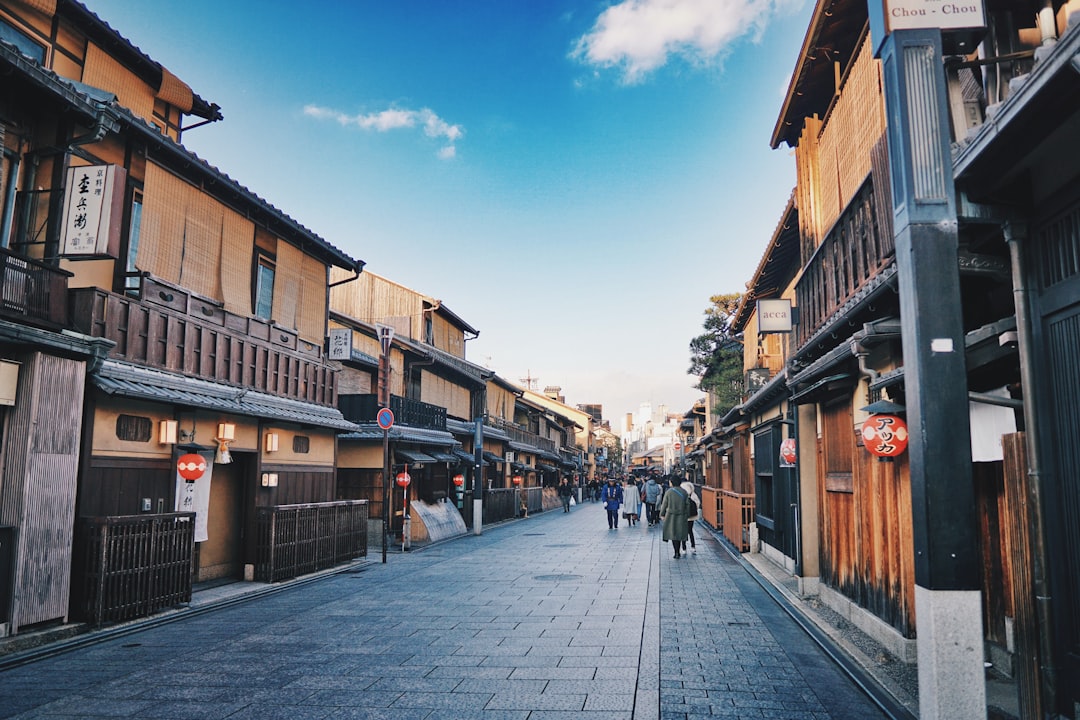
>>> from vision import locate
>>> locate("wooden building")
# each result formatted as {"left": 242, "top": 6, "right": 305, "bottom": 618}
{"left": 329, "top": 270, "right": 486, "bottom": 541}
{"left": 759, "top": 0, "right": 1080, "bottom": 713}
{"left": 0, "top": 0, "right": 363, "bottom": 632}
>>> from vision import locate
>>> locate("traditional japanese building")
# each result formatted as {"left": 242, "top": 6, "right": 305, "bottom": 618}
{"left": 0, "top": 0, "right": 363, "bottom": 633}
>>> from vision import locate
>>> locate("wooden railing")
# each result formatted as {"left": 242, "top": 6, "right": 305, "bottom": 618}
{"left": 720, "top": 490, "right": 756, "bottom": 552}
{"left": 70, "top": 278, "right": 337, "bottom": 406}
{"left": 254, "top": 501, "right": 368, "bottom": 582}
{"left": 486, "top": 415, "right": 558, "bottom": 454}
{"left": 0, "top": 246, "right": 70, "bottom": 328}
{"left": 701, "top": 486, "right": 721, "bottom": 531}
{"left": 73, "top": 513, "right": 195, "bottom": 626}
{"left": 795, "top": 177, "right": 894, "bottom": 348}
{"left": 339, "top": 393, "right": 447, "bottom": 431}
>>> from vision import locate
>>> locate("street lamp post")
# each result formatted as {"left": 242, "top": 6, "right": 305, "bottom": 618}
{"left": 378, "top": 324, "right": 394, "bottom": 564}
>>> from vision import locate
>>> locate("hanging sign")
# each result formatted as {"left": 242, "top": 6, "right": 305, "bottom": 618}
{"left": 779, "top": 438, "right": 797, "bottom": 467}
{"left": 60, "top": 164, "right": 126, "bottom": 256}
{"left": 174, "top": 452, "right": 213, "bottom": 542}
{"left": 861, "top": 415, "right": 909, "bottom": 458}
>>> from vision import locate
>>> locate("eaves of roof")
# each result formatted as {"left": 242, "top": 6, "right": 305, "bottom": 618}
{"left": 92, "top": 360, "right": 358, "bottom": 432}
{"left": 771, "top": 0, "right": 869, "bottom": 149}
{"left": 339, "top": 425, "right": 459, "bottom": 446}
{"left": 62, "top": 0, "right": 220, "bottom": 121}
{"left": 732, "top": 191, "right": 801, "bottom": 333}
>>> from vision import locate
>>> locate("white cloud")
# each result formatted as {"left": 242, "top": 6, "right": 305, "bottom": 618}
{"left": 572, "top": 0, "right": 781, "bottom": 83}
{"left": 303, "top": 104, "right": 463, "bottom": 158}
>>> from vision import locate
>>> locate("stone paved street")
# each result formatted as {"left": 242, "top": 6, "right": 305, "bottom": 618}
{"left": 0, "top": 503, "right": 889, "bottom": 719}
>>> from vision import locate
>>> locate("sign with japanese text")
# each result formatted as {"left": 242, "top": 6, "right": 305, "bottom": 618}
{"left": 174, "top": 452, "right": 213, "bottom": 542}
{"left": 328, "top": 327, "right": 352, "bottom": 360}
{"left": 861, "top": 415, "right": 910, "bottom": 458}
{"left": 60, "top": 164, "right": 125, "bottom": 256}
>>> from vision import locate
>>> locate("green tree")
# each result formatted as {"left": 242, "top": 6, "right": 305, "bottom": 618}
{"left": 688, "top": 293, "right": 744, "bottom": 417}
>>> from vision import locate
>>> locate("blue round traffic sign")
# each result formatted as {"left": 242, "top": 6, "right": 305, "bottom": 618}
{"left": 376, "top": 407, "right": 394, "bottom": 430}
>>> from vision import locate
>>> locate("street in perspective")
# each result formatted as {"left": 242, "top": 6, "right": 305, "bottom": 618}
{"left": 0, "top": 506, "right": 891, "bottom": 720}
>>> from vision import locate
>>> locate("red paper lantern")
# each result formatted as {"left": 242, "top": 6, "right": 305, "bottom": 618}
{"left": 177, "top": 453, "right": 207, "bottom": 481}
{"left": 452, "top": 474, "right": 465, "bottom": 487}
{"left": 512, "top": 475, "right": 522, "bottom": 486}
{"left": 861, "top": 414, "right": 909, "bottom": 458}
{"left": 395, "top": 472, "right": 411, "bottom": 487}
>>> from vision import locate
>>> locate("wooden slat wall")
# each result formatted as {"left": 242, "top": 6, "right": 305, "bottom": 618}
{"left": 1002, "top": 433, "right": 1042, "bottom": 719}
{"left": 818, "top": 398, "right": 915, "bottom": 637}
{"left": 0, "top": 352, "right": 86, "bottom": 632}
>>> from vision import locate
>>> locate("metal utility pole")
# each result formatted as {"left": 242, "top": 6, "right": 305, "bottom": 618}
{"left": 472, "top": 419, "right": 483, "bottom": 535}
{"left": 378, "top": 324, "right": 394, "bottom": 564}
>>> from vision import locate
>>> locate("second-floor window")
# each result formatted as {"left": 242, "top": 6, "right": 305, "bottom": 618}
{"left": 255, "top": 253, "right": 274, "bottom": 320}
{"left": 124, "top": 194, "right": 142, "bottom": 294}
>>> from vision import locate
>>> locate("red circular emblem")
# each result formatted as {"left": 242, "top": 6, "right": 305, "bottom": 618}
{"left": 861, "top": 415, "right": 909, "bottom": 458}
{"left": 452, "top": 474, "right": 465, "bottom": 487}
{"left": 396, "top": 472, "right": 411, "bottom": 487}
{"left": 512, "top": 476, "right": 522, "bottom": 485}
{"left": 177, "top": 453, "right": 207, "bottom": 481}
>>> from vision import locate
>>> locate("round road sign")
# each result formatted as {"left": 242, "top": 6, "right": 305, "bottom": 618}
{"left": 376, "top": 407, "right": 394, "bottom": 430}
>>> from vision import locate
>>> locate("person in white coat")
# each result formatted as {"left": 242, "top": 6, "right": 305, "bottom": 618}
{"left": 681, "top": 481, "right": 701, "bottom": 554}
{"left": 622, "top": 478, "right": 641, "bottom": 526}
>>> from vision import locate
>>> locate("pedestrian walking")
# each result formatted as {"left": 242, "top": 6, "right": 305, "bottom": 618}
{"left": 681, "top": 480, "right": 701, "bottom": 554}
{"left": 658, "top": 480, "right": 690, "bottom": 558}
{"left": 557, "top": 478, "right": 574, "bottom": 513}
{"left": 601, "top": 477, "right": 624, "bottom": 529}
{"left": 622, "top": 478, "right": 641, "bottom": 526}
{"left": 643, "top": 475, "right": 661, "bottom": 526}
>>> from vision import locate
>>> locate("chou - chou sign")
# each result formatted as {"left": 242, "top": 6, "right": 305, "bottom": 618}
{"left": 177, "top": 453, "right": 207, "bottom": 482}
{"left": 861, "top": 415, "right": 909, "bottom": 458}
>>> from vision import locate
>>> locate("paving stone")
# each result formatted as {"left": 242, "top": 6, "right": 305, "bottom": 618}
{"left": 1, "top": 507, "right": 895, "bottom": 720}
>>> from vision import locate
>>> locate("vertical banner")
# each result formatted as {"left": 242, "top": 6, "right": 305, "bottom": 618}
{"left": 174, "top": 453, "right": 214, "bottom": 542}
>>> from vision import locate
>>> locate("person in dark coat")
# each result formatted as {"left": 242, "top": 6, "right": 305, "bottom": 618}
{"left": 601, "top": 477, "right": 624, "bottom": 529}
{"left": 557, "top": 478, "right": 574, "bottom": 513}
{"left": 658, "top": 481, "right": 690, "bottom": 558}
{"left": 642, "top": 476, "right": 662, "bottom": 526}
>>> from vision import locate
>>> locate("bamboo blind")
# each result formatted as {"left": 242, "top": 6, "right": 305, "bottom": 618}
{"left": 156, "top": 68, "right": 194, "bottom": 113}
{"left": 82, "top": 43, "right": 155, "bottom": 121}
{"left": 420, "top": 370, "right": 471, "bottom": 418}
{"left": 298, "top": 253, "right": 328, "bottom": 344}
{"left": 178, "top": 191, "right": 222, "bottom": 300}
{"left": 814, "top": 34, "right": 886, "bottom": 238}
{"left": 220, "top": 208, "right": 253, "bottom": 315}
{"left": 138, "top": 162, "right": 186, "bottom": 284}
{"left": 13, "top": 0, "right": 56, "bottom": 15}
{"left": 272, "top": 239, "right": 302, "bottom": 330}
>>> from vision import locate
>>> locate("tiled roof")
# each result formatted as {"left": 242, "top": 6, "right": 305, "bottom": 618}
{"left": 92, "top": 360, "right": 358, "bottom": 431}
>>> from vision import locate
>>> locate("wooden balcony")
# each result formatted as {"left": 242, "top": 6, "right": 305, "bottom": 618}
{"left": 70, "top": 276, "right": 337, "bottom": 406}
{"left": 795, "top": 176, "right": 895, "bottom": 348}
{"left": 339, "top": 393, "right": 447, "bottom": 431}
{"left": 486, "top": 415, "right": 558, "bottom": 454}
{"left": 0, "top": 246, "right": 70, "bottom": 328}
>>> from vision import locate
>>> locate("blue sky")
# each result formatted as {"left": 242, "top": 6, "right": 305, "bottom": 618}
{"left": 88, "top": 0, "right": 812, "bottom": 424}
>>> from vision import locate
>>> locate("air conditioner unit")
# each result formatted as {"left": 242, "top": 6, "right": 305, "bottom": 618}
{"left": 505, "top": 451, "right": 515, "bottom": 463}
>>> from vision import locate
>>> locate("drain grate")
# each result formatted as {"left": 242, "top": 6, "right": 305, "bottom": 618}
{"left": 533, "top": 574, "right": 583, "bottom": 582}
{"left": 543, "top": 543, "right": 578, "bottom": 548}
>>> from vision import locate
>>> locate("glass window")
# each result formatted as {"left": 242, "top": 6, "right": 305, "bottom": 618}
{"left": 255, "top": 255, "right": 275, "bottom": 320}
{"left": 0, "top": 19, "right": 45, "bottom": 63}
{"left": 124, "top": 195, "right": 142, "bottom": 294}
